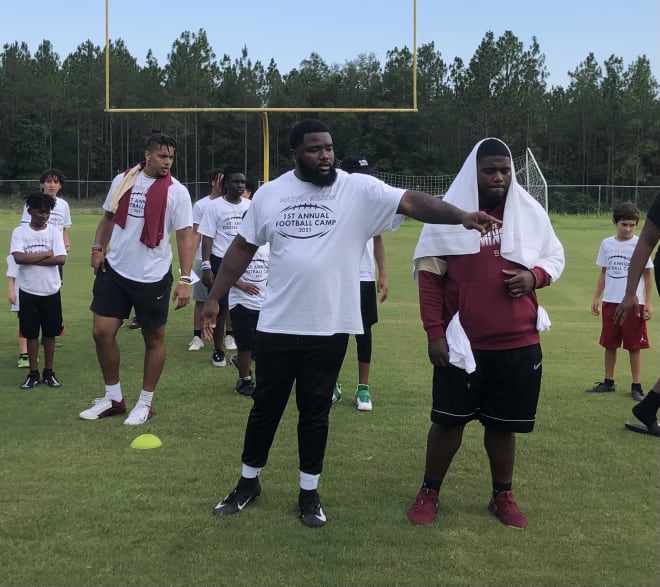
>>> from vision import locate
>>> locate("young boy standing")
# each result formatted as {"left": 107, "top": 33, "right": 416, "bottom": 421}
{"left": 228, "top": 242, "right": 269, "bottom": 397}
{"left": 588, "top": 201, "right": 653, "bottom": 400}
{"left": 11, "top": 192, "right": 67, "bottom": 389}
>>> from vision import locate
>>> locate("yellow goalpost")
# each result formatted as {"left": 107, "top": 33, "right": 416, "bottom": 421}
{"left": 104, "top": 0, "right": 419, "bottom": 181}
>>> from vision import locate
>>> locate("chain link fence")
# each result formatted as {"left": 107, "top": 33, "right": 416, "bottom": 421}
{"left": 2, "top": 179, "right": 658, "bottom": 214}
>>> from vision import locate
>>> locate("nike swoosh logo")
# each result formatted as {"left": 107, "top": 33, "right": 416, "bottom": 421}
{"left": 533, "top": 362, "right": 542, "bottom": 370}
{"left": 156, "top": 295, "right": 165, "bottom": 300}
{"left": 237, "top": 499, "right": 250, "bottom": 511}
{"left": 315, "top": 507, "right": 327, "bottom": 522}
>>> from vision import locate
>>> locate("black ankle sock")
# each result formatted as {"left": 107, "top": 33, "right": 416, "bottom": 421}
{"left": 492, "top": 482, "right": 512, "bottom": 497}
{"left": 226, "top": 330, "right": 233, "bottom": 336}
{"left": 194, "top": 329, "right": 201, "bottom": 338}
{"left": 422, "top": 477, "right": 442, "bottom": 492}
{"left": 604, "top": 378, "right": 615, "bottom": 387}
{"left": 238, "top": 475, "right": 258, "bottom": 490}
{"left": 299, "top": 488, "right": 318, "bottom": 500}
{"left": 631, "top": 383, "right": 643, "bottom": 391}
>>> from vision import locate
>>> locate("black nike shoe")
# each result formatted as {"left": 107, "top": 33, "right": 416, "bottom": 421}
{"left": 213, "top": 478, "right": 261, "bottom": 516}
{"left": 298, "top": 490, "right": 327, "bottom": 528}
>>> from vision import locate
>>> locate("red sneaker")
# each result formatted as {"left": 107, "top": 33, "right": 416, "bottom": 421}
{"left": 488, "top": 491, "right": 528, "bottom": 529}
{"left": 407, "top": 488, "right": 438, "bottom": 525}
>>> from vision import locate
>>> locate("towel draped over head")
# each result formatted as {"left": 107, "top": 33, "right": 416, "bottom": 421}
{"left": 413, "top": 138, "right": 564, "bottom": 283}
{"left": 110, "top": 162, "right": 172, "bottom": 249}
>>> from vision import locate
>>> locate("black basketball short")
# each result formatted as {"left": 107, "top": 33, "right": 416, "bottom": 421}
{"left": 90, "top": 263, "right": 172, "bottom": 331}
{"left": 18, "top": 289, "right": 63, "bottom": 339}
{"left": 430, "top": 344, "right": 542, "bottom": 433}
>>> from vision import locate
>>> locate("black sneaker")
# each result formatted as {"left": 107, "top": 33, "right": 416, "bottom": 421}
{"left": 235, "top": 377, "right": 255, "bottom": 397}
{"left": 586, "top": 381, "right": 615, "bottom": 393}
{"left": 213, "top": 478, "right": 261, "bottom": 516}
{"left": 212, "top": 348, "right": 226, "bottom": 367}
{"left": 20, "top": 371, "right": 40, "bottom": 390}
{"left": 42, "top": 370, "right": 62, "bottom": 388}
{"left": 631, "top": 388, "right": 645, "bottom": 402}
{"left": 298, "top": 490, "right": 327, "bottom": 528}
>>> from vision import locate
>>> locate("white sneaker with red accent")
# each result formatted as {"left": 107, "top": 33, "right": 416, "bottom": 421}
{"left": 124, "top": 403, "right": 153, "bottom": 425}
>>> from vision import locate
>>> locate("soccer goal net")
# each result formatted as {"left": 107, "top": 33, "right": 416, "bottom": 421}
{"left": 371, "top": 148, "right": 548, "bottom": 210}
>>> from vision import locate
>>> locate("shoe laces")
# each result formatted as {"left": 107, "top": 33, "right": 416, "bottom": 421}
{"left": 413, "top": 488, "right": 437, "bottom": 507}
{"left": 130, "top": 403, "right": 151, "bottom": 420}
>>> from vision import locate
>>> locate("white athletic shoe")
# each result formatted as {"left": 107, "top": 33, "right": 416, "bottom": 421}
{"left": 123, "top": 403, "right": 153, "bottom": 425}
{"left": 224, "top": 334, "right": 237, "bottom": 350}
{"left": 188, "top": 336, "right": 204, "bottom": 351}
{"left": 79, "top": 397, "right": 126, "bottom": 420}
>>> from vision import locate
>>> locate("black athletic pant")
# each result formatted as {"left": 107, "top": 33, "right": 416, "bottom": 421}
{"left": 241, "top": 331, "right": 349, "bottom": 475}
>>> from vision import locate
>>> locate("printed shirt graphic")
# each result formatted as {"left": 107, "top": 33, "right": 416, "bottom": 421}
{"left": 596, "top": 235, "right": 652, "bottom": 303}
{"left": 10, "top": 223, "right": 66, "bottom": 295}
{"left": 239, "top": 170, "right": 405, "bottom": 335}
{"left": 21, "top": 197, "right": 72, "bottom": 232}
{"left": 103, "top": 171, "right": 193, "bottom": 283}
{"left": 229, "top": 244, "right": 270, "bottom": 311}
{"left": 198, "top": 197, "right": 251, "bottom": 257}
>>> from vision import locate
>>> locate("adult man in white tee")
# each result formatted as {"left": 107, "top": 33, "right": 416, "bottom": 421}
{"left": 80, "top": 131, "right": 193, "bottom": 426}
{"left": 201, "top": 119, "right": 498, "bottom": 527}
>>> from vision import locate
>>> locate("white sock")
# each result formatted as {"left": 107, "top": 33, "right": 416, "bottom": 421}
{"left": 300, "top": 471, "right": 320, "bottom": 491}
{"left": 105, "top": 383, "right": 122, "bottom": 402}
{"left": 242, "top": 464, "right": 261, "bottom": 479}
{"left": 138, "top": 390, "right": 154, "bottom": 406}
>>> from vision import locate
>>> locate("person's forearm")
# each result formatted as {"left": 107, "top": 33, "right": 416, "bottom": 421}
{"left": 13, "top": 251, "right": 51, "bottom": 264}
{"left": 207, "top": 236, "right": 257, "bottom": 302}
{"left": 93, "top": 213, "right": 115, "bottom": 249}
{"left": 398, "top": 191, "right": 466, "bottom": 224}
{"left": 176, "top": 227, "right": 194, "bottom": 276}
{"left": 201, "top": 235, "right": 212, "bottom": 262}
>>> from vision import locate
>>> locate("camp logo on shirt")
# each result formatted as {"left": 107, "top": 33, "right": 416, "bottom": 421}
{"left": 275, "top": 203, "right": 337, "bottom": 239}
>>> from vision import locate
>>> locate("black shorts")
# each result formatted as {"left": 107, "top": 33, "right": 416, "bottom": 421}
{"left": 229, "top": 304, "right": 260, "bottom": 352}
{"left": 431, "top": 344, "right": 542, "bottom": 433}
{"left": 210, "top": 255, "right": 229, "bottom": 307}
{"left": 90, "top": 263, "right": 172, "bottom": 331}
{"left": 360, "top": 281, "right": 378, "bottom": 329}
{"left": 18, "top": 289, "right": 63, "bottom": 339}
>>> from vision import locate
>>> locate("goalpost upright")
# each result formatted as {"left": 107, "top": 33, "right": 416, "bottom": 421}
{"left": 104, "top": 0, "right": 419, "bottom": 182}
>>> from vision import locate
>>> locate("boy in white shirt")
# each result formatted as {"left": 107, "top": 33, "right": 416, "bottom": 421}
{"left": 588, "top": 201, "right": 653, "bottom": 400}
{"left": 11, "top": 192, "right": 67, "bottom": 389}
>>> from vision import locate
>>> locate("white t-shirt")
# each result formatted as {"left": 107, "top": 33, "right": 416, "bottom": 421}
{"left": 596, "top": 235, "right": 653, "bottom": 303}
{"left": 192, "top": 195, "right": 217, "bottom": 261}
{"left": 239, "top": 170, "right": 405, "bottom": 335}
{"left": 198, "top": 197, "right": 251, "bottom": 258}
{"left": 229, "top": 244, "right": 270, "bottom": 311}
{"left": 21, "top": 197, "right": 72, "bottom": 233}
{"left": 6, "top": 254, "right": 19, "bottom": 311}
{"left": 359, "top": 239, "right": 376, "bottom": 282}
{"left": 10, "top": 223, "right": 66, "bottom": 295}
{"left": 103, "top": 171, "right": 193, "bottom": 282}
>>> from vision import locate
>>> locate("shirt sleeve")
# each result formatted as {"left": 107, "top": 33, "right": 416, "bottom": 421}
{"left": 418, "top": 267, "right": 447, "bottom": 341}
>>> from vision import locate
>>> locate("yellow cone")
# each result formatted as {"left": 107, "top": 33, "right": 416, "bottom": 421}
{"left": 130, "top": 433, "right": 162, "bottom": 450}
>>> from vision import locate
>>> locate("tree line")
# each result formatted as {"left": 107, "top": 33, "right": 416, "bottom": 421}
{"left": 1, "top": 29, "right": 658, "bottom": 201}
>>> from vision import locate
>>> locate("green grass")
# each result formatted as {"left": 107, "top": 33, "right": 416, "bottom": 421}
{"left": 0, "top": 213, "right": 659, "bottom": 587}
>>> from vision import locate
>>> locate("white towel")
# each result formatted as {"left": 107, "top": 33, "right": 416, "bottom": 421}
{"left": 446, "top": 312, "right": 476, "bottom": 374}
{"left": 537, "top": 306, "right": 551, "bottom": 332}
{"left": 413, "top": 138, "right": 564, "bottom": 283}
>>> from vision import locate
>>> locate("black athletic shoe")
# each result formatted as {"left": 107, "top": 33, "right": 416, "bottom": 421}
{"left": 298, "top": 490, "right": 327, "bottom": 528}
{"left": 235, "top": 377, "right": 255, "bottom": 397}
{"left": 20, "top": 371, "right": 40, "bottom": 390}
{"left": 42, "top": 370, "right": 62, "bottom": 388}
{"left": 586, "top": 381, "right": 615, "bottom": 393}
{"left": 631, "top": 388, "right": 645, "bottom": 402}
{"left": 213, "top": 479, "right": 261, "bottom": 516}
